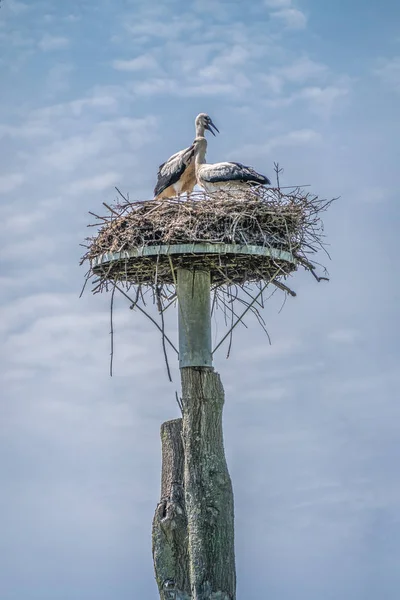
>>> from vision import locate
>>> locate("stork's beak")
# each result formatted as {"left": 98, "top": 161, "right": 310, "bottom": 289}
{"left": 205, "top": 119, "right": 219, "bottom": 136}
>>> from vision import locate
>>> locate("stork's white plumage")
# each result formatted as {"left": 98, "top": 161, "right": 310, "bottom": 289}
{"left": 193, "top": 136, "right": 271, "bottom": 193}
{"left": 154, "top": 114, "right": 219, "bottom": 199}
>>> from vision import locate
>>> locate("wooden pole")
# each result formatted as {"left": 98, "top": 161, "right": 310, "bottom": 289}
{"left": 177, "top": 269, "right": 212, "bottom": 369}
{"left": 153, "top": 267, "right": 236, "bottom": 600}
{"left": 152, "top": 419, "right": 191, "bottom": 600}
{"left": 181, "top": 368, "right": 236, "bottom": 600}
{"left": 178, "top": 268, "right": 236, "bottom": 599}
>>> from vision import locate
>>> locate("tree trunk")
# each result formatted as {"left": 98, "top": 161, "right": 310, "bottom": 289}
{"left": 152, "top": 419, "right": 191, "bottom": 600}
{"left": 181, "top": 367, "right": 236, "bottom": 600}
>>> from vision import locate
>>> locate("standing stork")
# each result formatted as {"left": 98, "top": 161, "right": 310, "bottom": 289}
{"left": 154, "top": 113, "right": 219, "bottom": 200}
{"left": 193, "top": 136, "right": 271, "bottom": 193}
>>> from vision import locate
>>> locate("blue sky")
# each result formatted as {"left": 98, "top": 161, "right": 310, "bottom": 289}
{"left": 1, "top": 0, "right": 400, "bottom": 598}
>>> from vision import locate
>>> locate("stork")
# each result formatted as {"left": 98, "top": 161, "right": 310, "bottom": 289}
{"left": 193, "top": 136, "right": 271, "bottom": 193}
{"left": 154, "top": 113, "right": 219, "bottom": 199}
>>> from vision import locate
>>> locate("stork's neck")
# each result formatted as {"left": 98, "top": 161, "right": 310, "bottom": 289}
{"left": 195, "top": 121, "right": 205, "bottom": 137}
{"left": 195, "top": 142, "right": 207, "bottom": 166}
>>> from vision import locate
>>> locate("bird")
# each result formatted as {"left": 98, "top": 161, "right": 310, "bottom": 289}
{"left": 193, "top": 136, "right": 271, "bottom": 193}
{"left": 153, "top": 113, "right": 219, "bottom": 200}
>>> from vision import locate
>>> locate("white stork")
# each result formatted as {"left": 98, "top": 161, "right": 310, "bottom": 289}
{"left": 154, "top": 113, "right": 219, "bottom": 199}
{"left": 193, "top": 136, "right": 271, "bottom": 193}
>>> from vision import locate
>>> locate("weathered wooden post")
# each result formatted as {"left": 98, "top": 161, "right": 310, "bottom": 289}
{"left": 179, "top": 268, "right": 235, "bottom": 599}
{"left": 152, "top": 267, "right": 235, "bottom": 599}
{"left": 177, "top": 269, "right": 212, "bottom": 369}
{"left": 81, "top": 188, "right": 331, "bottom": 600}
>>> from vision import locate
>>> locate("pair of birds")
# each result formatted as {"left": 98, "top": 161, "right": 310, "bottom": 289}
{"left": 154, "top": 113, "right": 271, "bottom": 199}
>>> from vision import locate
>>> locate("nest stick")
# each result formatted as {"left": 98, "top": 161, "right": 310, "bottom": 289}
{"left": 110, "top": 286, "right": 115, "bottom": 377}
{"left": 113, "top": 283, "right": 179, "bottom": 355}
{"left": 212, "top": 283, "right": 269, "bottom": 355}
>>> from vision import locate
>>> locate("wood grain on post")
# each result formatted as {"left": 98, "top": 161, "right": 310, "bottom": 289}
{"left": 154, "top": 267, "right": 236, "bottom": 600}
{"left": 177, "top": 269, "right": 212, "bottom": 369}
{"left": 152, "top": 419, "right": 191, "bottom": 600}
{"left": 181, "top": 368, "right": 236, "bottom": 600}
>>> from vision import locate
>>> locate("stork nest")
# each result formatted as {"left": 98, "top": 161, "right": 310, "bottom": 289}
{"left": 81, "top": 187, "right": 332, "bottom": 290}
{"left": 80, "top": 185, "right": 334, "bottom": 374}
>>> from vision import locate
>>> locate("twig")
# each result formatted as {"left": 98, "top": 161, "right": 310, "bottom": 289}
{"left": 79, "top": 272, "right": 90, "bottom": 299}
{"left": 274, "top": 162, "right": 284, "bottom": 190}
{"left": 278, "top": 291, "right": 287, "bottom": 314}
{"left": 212, "top": 284, "right": 268, "bottom": 354}
{"left": 271, "top": 279, "right": 296, "bottom": 297}
{"left": 310, "top": 270, "right": 330, "bottom": 283}
{"left": 157, "top": 286, "right": 172, "bottom": 382}
{"left": 110, "top": 286, "right": 115, "bottom": 377}
{"left": 113, "top": 283, "right": 179, "bottom": 355}
{"left": 103, "top": 202, "right": 120, "bottom": 216}
{"left": 226, "top": 291, "right": 235, "bottom": 359}
{"left": 175, "top": 392, "right": 183, "bottom": 415}
{"left": 115, "top": 187, "right": 129, "bottom": 202}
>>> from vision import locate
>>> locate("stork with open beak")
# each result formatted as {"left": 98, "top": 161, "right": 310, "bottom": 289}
{"left": 153, "top": 113, "right": 219, "bottom": 200}
{"left": 193, "top": 136, "right": 271, "bottom": 193}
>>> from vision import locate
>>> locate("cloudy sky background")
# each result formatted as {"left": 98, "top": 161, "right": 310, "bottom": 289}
{"left": 1, "top": 0, "right": 400, "bottom": 598}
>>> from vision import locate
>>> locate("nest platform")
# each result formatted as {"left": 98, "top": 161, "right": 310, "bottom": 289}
{"left": 82, "top": 188, "right": 330, "bottom": 290}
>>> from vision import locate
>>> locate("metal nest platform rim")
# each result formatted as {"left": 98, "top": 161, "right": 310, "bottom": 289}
{"left": 92, "top": 242, "right": 297, "bottom": 271}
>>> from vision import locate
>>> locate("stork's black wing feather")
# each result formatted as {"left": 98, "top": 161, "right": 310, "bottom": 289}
{"left": 153, "top": 144, "right": 195, "bottom": 197}
{"left": 201, "top": 162, "right": 271, "bottom": 185}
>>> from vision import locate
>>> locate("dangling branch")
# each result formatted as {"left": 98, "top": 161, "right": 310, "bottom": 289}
{"left": 156, "top": 285, "right": 173, "bottom": 383}
{"left": 110, "top": 286, "right": 115, "bottom": 377}
{"left": 212, "top": 283, "right": 269, "bottom": 355}
{"left": 112, "top": 283, "right": 179, "bottom": 355}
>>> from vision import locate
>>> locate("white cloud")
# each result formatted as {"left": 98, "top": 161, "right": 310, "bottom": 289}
{"left": 68, "top": 172, "right": 120, "bottom": 194}
{"left": 134, "top": 76, "right": 249, "bottom": 98}
{"left": 356, "top": 186, "right": 389, "bottom": 205}
{"left": 1, "top": 290, "right": 168, "bottom": 382}
{"left": 30, "top": 88, "right": 125, "bottom": 122}
{"left": 249, "top": 385, "right": 291, "bottom": 402}
{"left": 296, "top": 84, "right": 349, "bottom": 117}
{"left": 264, "top": 79, "right": 350, "bottom": 118}
{"left": 112, "top": 55, "right": 159, "bottom": 71}
{"left": 265, "top": 0, "right": 291, "bottom": 6}
{"left": 271, "top": 7, "right": 307, "bottom": 29}
{"left": 38, "top": 35, "right": 70, "bottom": 51}
{"left": 280, "top": 56, "right": 327, "bottom": 83}
{"left": 132, "top": 78, "right": 178, "bottom": 96}
{"left": 247, "top": 129, "right": 321, "bottom": 154}
{"left": 1, "top": 233, "right": 70, "bottom": 262}
{"left": 45, "top": 63, "right": 74, "bottom": 96}
{"left": 236, "top": 337, "right": 303, "bottom": 362}
{"left": 374, "top": 56, "right": 400, "bottom": 92}
{"left": 3, "top": 208, "right": 48, "bottom": 234}
{"left": 131, "top": 43, "right": 255, "bottom": 98}
{"left": 125, "top": 15, "right": 202, "bottom": 41}
{"left": 64, "top": 14, "right": 80, "bottom": 22}
{"left": 0, "top": 28, "right": 34, "bottom": 50}
{"left": 37, "top": 115, "right": 157, "bottom": 174}
{"left": 274, "top": 128, "right": 322, "bottom": 147}
{"left": 183, "top": 82, "right": 246, "bottom": 97}
{"left": 0, "top": 172, "right": 24, "bottom": 193}
{"left": 261, "top": 56, "right": 328, "bottom": 95}
{"left": 197, "top": 45, "right": 252, "bottom": 90}
{"left": 6, "top": 0, "right": 30, "bottom": 15}
{"left": 0, "top": 293, "right": 76, "bottom": 335}
{"left": 262, "top": 73, "right": 284, "bottom": 94}
{"left": 328, "top": 329, "right": 360, "bottom": 344}
{"left": 265, "top": 0, "right": 307, "bottom": 29}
